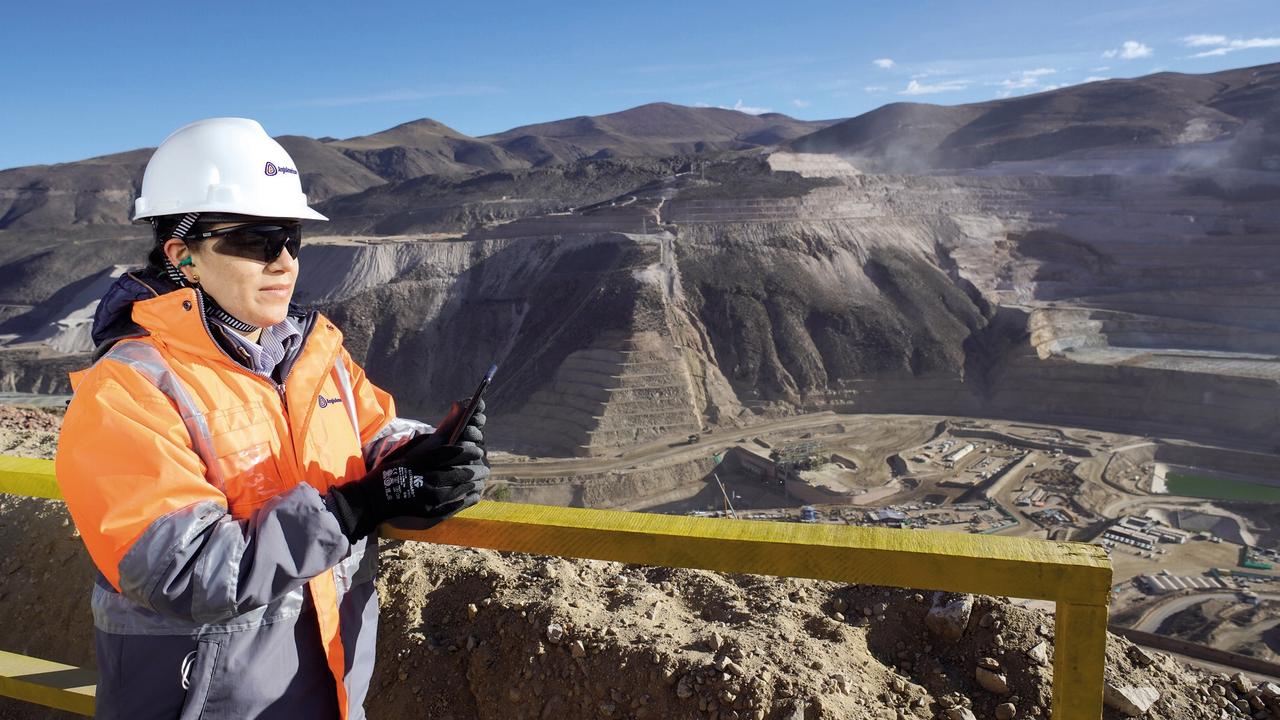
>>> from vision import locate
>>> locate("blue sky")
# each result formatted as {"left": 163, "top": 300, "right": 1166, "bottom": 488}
{"left": 3, "top": 0, "right": 1278, "bottom": 169}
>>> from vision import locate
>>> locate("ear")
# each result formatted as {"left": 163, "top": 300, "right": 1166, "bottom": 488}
{"left": 162, "top": 238, "right": 199, "bottom": 283}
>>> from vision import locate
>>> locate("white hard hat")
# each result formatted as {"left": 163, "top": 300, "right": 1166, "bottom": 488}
{"left": 133, "top": 117, "right": 328, "bottom": 222}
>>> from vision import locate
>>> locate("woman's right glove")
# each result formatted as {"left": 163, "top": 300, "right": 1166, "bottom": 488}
{"left": 324, "top": 442, "right": 489, "bottom": 543}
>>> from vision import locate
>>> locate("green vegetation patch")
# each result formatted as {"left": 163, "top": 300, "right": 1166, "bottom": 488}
{"left": 1165, "top": 472, "right": 1280, "bottom": 503}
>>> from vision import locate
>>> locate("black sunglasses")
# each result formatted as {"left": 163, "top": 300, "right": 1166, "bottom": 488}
{"left": 187, "top": 223, "right": 302, "bottom": 263}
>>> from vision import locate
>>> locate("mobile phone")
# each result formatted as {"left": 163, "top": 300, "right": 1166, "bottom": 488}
{"left": 447, "top": 364, "right": 497, "bottom": 445}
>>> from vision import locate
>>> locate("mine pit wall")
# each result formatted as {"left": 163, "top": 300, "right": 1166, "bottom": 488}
{"left": 6, "top": 171, "right": 1280, "bottom": 462}
{"left": 945, "top": 427, "right": 1092, "bottom": 458}
{"left": 985, "top": 347, "right": 1280, "bottom": 452}
{"left": 1153, "top": 443, "right": 1280, "bottom": 485}
{"left": 0, "top": 348, "right": 84, "bottom": 394}
{"left": 495, "top": 456, "right": 717, "bottom": 510}
{"left": 1109, "top": 626, "right": 1280, "bottom": 679}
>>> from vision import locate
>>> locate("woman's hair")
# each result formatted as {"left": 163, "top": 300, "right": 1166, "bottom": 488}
{"left": 145, "top": 215, "right": 207, "bottom": 272}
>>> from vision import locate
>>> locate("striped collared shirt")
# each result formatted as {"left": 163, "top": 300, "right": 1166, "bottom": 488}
{"left": 209, "top": 316, "right": 302, "bottom": 380}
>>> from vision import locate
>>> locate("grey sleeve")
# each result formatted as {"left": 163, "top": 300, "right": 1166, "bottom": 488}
{"left": 117, "top": 483, "right": 350, "bottom": 624}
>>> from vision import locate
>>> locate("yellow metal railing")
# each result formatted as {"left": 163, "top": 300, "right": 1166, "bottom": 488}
{"left": 1, "top": 455, "right": 1112, "bottom": 719}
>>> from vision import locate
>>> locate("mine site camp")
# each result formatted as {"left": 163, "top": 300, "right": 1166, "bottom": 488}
{"left": 1, "top": 3, "right": 1279, "bottom": 720}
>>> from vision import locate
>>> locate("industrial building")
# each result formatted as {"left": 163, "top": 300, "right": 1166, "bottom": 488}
{"left": 945, "top": 443, "right": 976, "bottom": 463}
{"left": 1146, "top": 525, "right": 1189, "bottom": 544}
{"left": 1139, "top": 573, "right": 1230, "bottom": 594}
{"left": 1102, "top": 526, "right": 1159, "bottom": 551}
{"left": 1110, "top": 515, "right": 1190, "bottom": 544}
{"left": 1016, "top": 487, "right": 1048, "bottom": 506}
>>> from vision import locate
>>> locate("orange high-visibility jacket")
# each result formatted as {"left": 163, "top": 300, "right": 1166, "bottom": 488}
{"left": 56, "top": 274, "right": 425, "bottom": 719}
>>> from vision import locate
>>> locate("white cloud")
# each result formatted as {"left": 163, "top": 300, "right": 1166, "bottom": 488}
{"left": 991, "top": 68, "right": 1059, "bottom": 92}
{"left": 872, "top": 58, "right": 896, "bottom": 69}
{"left": 863, "top": 85, "right": 887, "bottom": 92}
{"left": 1183, "top": 34, "right": 1228, "bottom": 47}
{"left": 791, "top": 99, "right": 811, "bottom": 108}
{"left": 1091, "top": 66, "right": 1111, "bottom": 72}
{"left": 1188, "top": 37, "right": 1280, "bottom": 57}
{"left": 1083, "top": 76, "right": 1110, "bottom": 82}
{"left": 1102, "top": 40, "right": 1153, "bottom": 59}
{"left": 999, "top": 77, "right": 1039, "bottom": 90}
{"left": 900, "top": 79, "right": 970, "bottom": 95}
{"left": 726, "top": 99, "right": 772, "bottom": 115}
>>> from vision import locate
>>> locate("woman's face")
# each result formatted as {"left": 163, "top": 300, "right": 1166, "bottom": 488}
{"left": 164, "top": 222, "right": 300, "bottom": 330}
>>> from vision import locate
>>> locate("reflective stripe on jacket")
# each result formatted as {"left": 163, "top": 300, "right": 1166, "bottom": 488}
{"left": 56, "top": 286, "right": 426, "bottom": 719}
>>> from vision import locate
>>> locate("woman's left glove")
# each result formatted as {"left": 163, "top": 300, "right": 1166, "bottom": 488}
{"left": 324, "top": 441, "right": 488, "bottom": 542}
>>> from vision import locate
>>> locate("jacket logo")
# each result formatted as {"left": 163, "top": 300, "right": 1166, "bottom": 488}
{"left": 318, "top": 395, "right": 343, "bottom": 408}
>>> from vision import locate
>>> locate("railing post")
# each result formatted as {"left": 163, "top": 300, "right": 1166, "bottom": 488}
{"left": 1052, "top": 601, "right": 1109, "bottom": 720}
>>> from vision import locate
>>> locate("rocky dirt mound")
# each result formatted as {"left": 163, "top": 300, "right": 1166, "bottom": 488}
{"left": 0, "top": 404, "right": 1261, "bottom": 720}
{"left": 372, "top": 543, "right": 1234, "bottom": 720}
{"left": 0, "top": 404, "right": 60, "bottom": 457}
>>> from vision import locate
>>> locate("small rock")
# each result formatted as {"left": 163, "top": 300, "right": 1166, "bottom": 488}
{"left": 1233, "top": 673, "right": 1254, "bottom": 694}
{"left": 1104, "top": 683, "right": 1160, "bottom": 718}
{"left": 832, "top": 612, "right": 845, "bottom": 622}
{"left": 1126, "top": 645, "right": 1154, "bottom": 668}
{"left": 995, "top": 702, "right": 1017, "bottom": 720}
{"left": 925, "top": 593, "right": 974, "bottom": 642}
{"left": 466, "top": 603, "right": 478, "bottom": 621}
{"left": 780, "top": 700, "right": 805, "bottom": 720}
{"left": 571, "top": 640, "right": 587, "bottom": 658}
{"left": 976, "top": 667, "right": 1010, "bottom": 694}
{"left": 978, "top": 657, "right": 1001, "bottom": 671}
{"left": 546, "top": 623, "right": 565, "bottom": 644}
{"left": 833, "top": 597, "right": 849, "bottom": 613}
{"left": 945, "top": 708, "right": 977, "bottom": 720}
{"left": 1026, "top": 641, "right": 1049, "bottom": 667}
{"left": 708, "top": 632, "right": 724, "bottom": 652}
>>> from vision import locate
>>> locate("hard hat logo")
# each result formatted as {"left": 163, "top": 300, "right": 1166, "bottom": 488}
{"left": 264, "top": 161, "right": 298, "bottom": 177}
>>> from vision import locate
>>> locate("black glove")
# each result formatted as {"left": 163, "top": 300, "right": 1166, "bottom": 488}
{"left": 325, "top": 442, "right": 489, "bottom": 542}
{"left": 383, "top": 398, "right": 486, "bottom": 464}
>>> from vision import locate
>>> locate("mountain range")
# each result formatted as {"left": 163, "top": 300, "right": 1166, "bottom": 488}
{"left": 0, "top": 104, "right": 834, "bottom": 230}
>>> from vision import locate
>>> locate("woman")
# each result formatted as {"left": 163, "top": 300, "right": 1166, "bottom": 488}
{"left": 55, "top": 117, "right": 487, "bottom": 719}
